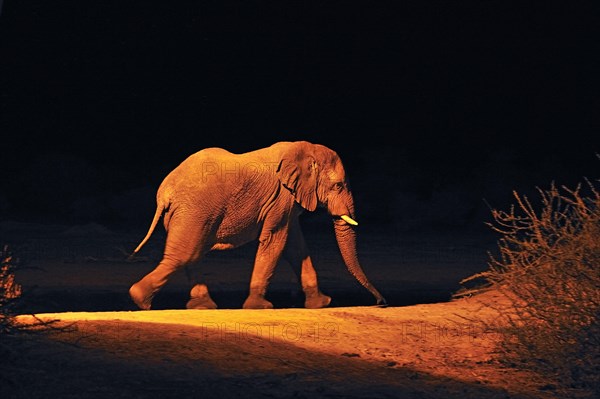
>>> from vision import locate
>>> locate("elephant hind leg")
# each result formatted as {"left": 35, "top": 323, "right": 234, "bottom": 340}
{"left": 129, "top": 254, "right": 189, "bottom": 310}
{"left": 129, "top": 281, "right": 154, "bottom": 310}
{"left": 130, "top": 216, "right": 210, "bottom": 310}
{"left": 186, "top": 284, "right": 217, "bottom": 309}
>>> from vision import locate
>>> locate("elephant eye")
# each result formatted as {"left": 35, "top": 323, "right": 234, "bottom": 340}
{"left": 332, "top": 182, "right": 344, "bottom": 192}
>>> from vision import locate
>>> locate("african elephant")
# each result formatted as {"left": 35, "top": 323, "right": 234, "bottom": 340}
{"left": 129, "top": 140, "right": 386, "bottom": 309}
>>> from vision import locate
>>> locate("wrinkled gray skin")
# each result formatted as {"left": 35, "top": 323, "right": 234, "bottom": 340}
{"left": 129, "top": 141, "right": 386, "bottom": 310}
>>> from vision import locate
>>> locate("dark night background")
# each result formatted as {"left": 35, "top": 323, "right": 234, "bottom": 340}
{"left": 1, "top": 1, "right": 599, "bottom": 233}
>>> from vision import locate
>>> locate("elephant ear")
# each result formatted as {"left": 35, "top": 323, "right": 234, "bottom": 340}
{"left": 277, "top": 143, "right": 318, "bottom": 211}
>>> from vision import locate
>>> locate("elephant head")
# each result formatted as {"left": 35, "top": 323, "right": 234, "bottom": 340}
{"left": 277, "top": 142, "right": 387, "bottom": 306}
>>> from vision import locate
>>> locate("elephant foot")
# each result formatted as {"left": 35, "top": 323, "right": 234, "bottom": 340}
{"left": 242, "top": 295, "right": 273, "bottom": 309}
{"left": 304, "top": 288, "right": 332, "bottom": 309}
{"left": 186, "top": 284, "right": 217, "bottom": 309}
{"left": 129, "top": 281, "right": 154, "bottom": 310}
{"left": 305, "top": 292, "right": 331, "bottom": 309}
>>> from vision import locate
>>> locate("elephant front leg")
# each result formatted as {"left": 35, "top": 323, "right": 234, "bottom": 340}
{"left": 283, "top": 219, "right": 331, "bottom": 309}
{"left": 296, "top": 256, "right": 331, "bottom": 309}
{"left": 243, "top": 229, "right": 288, "bottom": 309}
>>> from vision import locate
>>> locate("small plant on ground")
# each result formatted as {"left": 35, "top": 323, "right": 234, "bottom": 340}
{"left": 460, "top": 179, "right": 600, "bottom": 398}
{"left": 0, "top": 244, "right": 22, "bottom": 335}
{"left": 1, "top": 244, "right": 26, "bottom": 386}
{"left": 1, "top": 245, "right": 63, "bottom": 390}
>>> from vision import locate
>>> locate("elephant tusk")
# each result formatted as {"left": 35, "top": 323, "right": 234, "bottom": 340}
{"left": 340, "top": 215, "right": 358, "bottom": 226}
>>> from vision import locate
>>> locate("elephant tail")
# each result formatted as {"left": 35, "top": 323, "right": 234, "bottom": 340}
{"left": 128, "top": 196, "right": 167, "bottom": 260}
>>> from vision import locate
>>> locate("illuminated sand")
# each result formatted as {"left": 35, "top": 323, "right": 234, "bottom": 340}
{"left": 3, "top": 222, "right": 551, "bottom": 397}
{"left": 12, "top": 290, "right": 551, "bottom": 398}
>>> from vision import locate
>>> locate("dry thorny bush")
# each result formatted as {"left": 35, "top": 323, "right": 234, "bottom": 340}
{"left": 1, "top": 244, "right": 26, "bottom": 383}
{"left": 0, "top": 244, "right": 22, "bottom": 336}
{"left": 460, "top": 179, "right": 600, "bottom": 397}
{"left": 1, "top": 245, "right": 59, "bottom": 361}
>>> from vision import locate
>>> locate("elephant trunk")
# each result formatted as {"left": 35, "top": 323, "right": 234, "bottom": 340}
{"left": 333, "top": 220, "right": 387, "bottom": 306}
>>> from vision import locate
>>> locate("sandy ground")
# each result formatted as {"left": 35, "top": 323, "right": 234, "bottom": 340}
{"left": 0, "top": 221, "right": 561, "bottom": 398}
{"left": 6, "top": 291, "right": 554, "bottom": 399}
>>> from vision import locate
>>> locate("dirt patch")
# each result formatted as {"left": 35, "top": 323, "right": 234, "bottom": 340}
{"left": 6, "top": 290, "right": 554, "bottom": 399}
{"left": 1, "top": 223, "right": 559, "bottom": 398}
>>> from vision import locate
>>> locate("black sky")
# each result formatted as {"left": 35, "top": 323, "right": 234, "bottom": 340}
{"left": 1, "top": 1, "right": 599, "bottom": 228}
